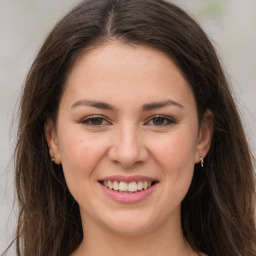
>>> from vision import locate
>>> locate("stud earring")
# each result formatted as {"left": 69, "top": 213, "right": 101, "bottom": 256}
{"left": 199, "top": 154, "right": 204, "bottom": 167}
{"left": 51, "top": 156, "right": 55, "bottom": 162}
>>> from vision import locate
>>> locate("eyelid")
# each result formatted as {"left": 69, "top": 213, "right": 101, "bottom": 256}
{"left": 144, "top": 115, "right": 176, "bottom": 126}
{"left": 80, "top": 114, "right": 175, "bottom": 127}
{"left": 81, "top": 115, "right": 112, "bottom": 126}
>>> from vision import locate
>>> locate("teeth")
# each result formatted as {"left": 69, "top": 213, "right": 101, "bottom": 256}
{"left": 137, "top": 181, "right": 143, "bottom": 191}
{"left": 128, "top": 182, "right": 137, "bottom": 192}
{"left": 102, "top": 180, "right": 153, "bottom": 192}
{"left": 113, "top": 181, "right": 119, "bottom": 191}
{"left": 119, "top": 181, "right": 128, "bottom": 192}
{"left": 108, "top": 181, "right": 113, "bottom": 190}
{"left": 143, "top": 181, "right": 148, "bottom": 189}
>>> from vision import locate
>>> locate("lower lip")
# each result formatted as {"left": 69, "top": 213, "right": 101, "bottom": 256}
{"left": 99, "top": 182, "right": 157, "bottom": 203}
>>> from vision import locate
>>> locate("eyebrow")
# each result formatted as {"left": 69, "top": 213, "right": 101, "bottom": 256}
{"left": 142, "top": 99, "right": 184, "bottom": 111}
{"left": 71, "top": 99, "right": 117, "bottom": 111}
{"left": 71, "top": 99, "right": 183, "bottom": 111}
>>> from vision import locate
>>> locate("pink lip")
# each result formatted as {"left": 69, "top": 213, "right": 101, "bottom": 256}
{"left": 99, "top": 182, "right": 158, "bottom": 204}
{"left": 99, "top": 175, "right": 157, "bottom": 183}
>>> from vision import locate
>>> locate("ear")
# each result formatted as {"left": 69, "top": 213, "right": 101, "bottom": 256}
{"left": 44, "top": 119, "right": 61, "bottom": 165}
{"left": 195, "top": 109, "right": 214, "bottom": 164}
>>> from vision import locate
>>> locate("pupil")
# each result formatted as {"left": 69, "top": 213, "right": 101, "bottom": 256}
{"left": 153, "top": 118, "right": 164, "bottom": 125}
{"left": 92, "top": 118, "right": 102, "bottom": 125}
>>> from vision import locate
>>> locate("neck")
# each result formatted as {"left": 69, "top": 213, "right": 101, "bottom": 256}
{"left": 72, "top": 212, "right": 195, "bottom": 256}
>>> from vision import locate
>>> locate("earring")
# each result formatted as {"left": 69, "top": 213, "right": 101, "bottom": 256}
{"left": 199, "top": 154, "right": 204, "bottom": 167}
{"left": 51, "top": 156, "right": 55, "bottom": 162}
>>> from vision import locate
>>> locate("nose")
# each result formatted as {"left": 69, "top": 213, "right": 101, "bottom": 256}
{"left": 108, "top": 123, "right": 148, "bottom": 168}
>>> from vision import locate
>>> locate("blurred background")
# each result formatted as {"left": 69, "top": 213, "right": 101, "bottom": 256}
{"left": 0, "top": 0, "right": 255, "bottom": 253}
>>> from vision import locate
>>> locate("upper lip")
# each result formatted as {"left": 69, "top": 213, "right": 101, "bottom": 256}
{"left": 99, "top": 175, "right": 158, "bottom": 183}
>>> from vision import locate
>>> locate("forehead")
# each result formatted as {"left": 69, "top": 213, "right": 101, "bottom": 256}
{"left": 61, "top": 41, "right": 196, "bottom": 109}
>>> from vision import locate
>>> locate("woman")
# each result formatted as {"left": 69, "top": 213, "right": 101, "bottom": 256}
{"left": 5, "top": 0, "right": 256, "bottom": 255}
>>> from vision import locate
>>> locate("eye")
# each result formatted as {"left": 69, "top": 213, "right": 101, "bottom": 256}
{"left": 146, "top": 115, "right": 175, "bottom": 126}
{"left": 81, "top": 115, "right": 111, "bottom": 126}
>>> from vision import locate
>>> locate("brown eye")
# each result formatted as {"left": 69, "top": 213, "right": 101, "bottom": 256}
{"left": 90, "top": 117, "right": 104, "bottom": 125}
{"left": 152, "top": 117, "right": 165, "bottom": 125}
{"left": 147, "top": 115, "right": 175, "bottom": 126}
{"left": 81, "top": 116, "right": 110, "bottom": 126}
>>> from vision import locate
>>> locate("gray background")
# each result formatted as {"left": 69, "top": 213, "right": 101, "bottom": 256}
{"left": 1, "top": 0, "right": 255, "bottom": 253}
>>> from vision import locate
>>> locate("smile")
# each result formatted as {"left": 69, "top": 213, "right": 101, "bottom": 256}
{"left": 100, "top": 180, "right": 155, "bottom": 193}
{"left": 98, "top": 176, "right": 159, "bottom": 203}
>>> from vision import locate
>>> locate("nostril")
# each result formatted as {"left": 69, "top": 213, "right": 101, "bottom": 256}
{"left": 107, "top": 137, "right": 149, "bottom": 167}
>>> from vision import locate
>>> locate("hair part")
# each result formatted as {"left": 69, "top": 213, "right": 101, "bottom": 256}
{"left": 9, "top": 0, "right": 256, "bottom": 255}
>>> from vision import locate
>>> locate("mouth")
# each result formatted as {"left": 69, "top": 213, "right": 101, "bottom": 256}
{"left": 99, "top": 180, "right": 158, "bottom": 193}
{"left": 98, "top": 175, "right": 159, "bottom": 203}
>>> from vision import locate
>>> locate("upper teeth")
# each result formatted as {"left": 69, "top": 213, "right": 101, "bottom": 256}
{"left": 103, "top": 181, "right": 152, "bottom": 192}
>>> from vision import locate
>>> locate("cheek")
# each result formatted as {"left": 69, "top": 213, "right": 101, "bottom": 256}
{"left": 154, "top": 128, "right": 197, "bottom": 164}
{"left": 58, "top": 132, "right": 111, "bottom": 210}
{"left": 57, "top": 129, "right": 108, "bottom": 185}
{"left": 150, "top": 127, "right": 197, "bottom": 192}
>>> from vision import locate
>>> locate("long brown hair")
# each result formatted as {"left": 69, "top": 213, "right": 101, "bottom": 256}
{"left": 4, "top": 0, "right": 256, "bottom": 255}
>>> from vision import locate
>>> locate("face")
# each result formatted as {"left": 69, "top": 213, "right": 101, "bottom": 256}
{"left": 45, "top": 41, "right": 212, "bottom": 236}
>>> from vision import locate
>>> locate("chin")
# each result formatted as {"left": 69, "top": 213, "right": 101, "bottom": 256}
{"left": 97, "top": 208, "right": 164, "bottom": 236}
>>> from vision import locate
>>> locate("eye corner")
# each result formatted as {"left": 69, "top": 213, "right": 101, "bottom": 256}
{"left": 81, "top": 115, "right": 112, "bottom": 126}
{"left": 145, "top": 115, "right": 176, "bottom": 127}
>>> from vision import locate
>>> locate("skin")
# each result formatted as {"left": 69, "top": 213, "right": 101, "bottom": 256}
{"left": 45, "top": 41, "right": 212, "bottom": 256}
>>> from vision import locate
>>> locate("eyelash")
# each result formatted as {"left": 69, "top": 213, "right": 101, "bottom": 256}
{"left": 145, "top": 115, "right": 176, "bottom": 126}
{"left": 81, "top": 115, "right": 175, "bottom": 127}
{"left": 81, "top": 115, "right": 111, "bottom": 126}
